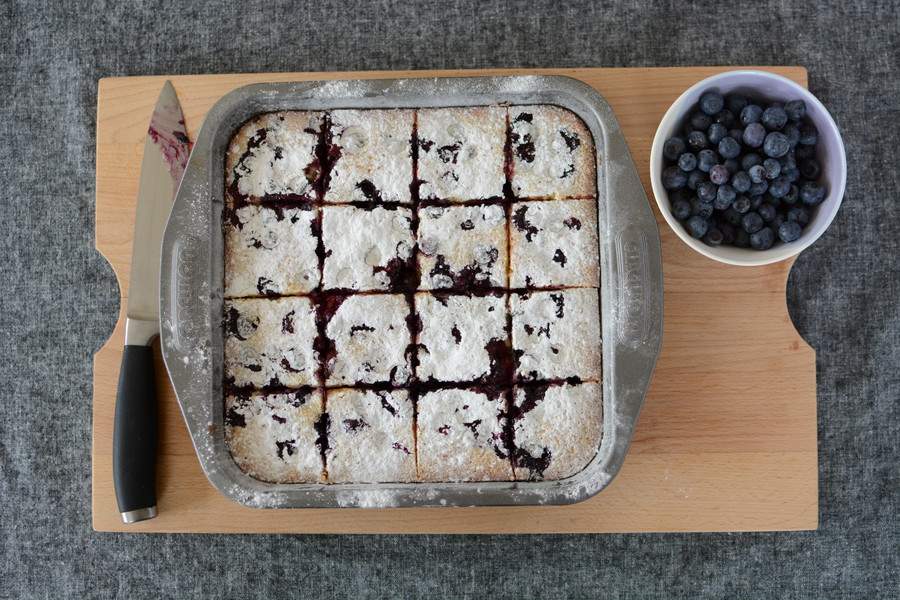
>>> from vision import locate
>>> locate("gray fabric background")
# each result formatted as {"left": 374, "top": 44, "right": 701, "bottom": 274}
{"left": 1, "top": 1, "right": 898, "bottom": 598}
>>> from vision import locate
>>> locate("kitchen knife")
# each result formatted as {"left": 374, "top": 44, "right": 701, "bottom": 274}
{"left": 114, "top": 81, "right": 191, "bottom": 523}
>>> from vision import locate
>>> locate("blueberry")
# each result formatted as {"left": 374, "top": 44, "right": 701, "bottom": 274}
{"left": 779, "top": 151, "right": 797, "bottom": 170}
{"left": 795, "top": 144, "right": 816, "bottom": 160}
{"left": 740, "top": 104, "right": 763, "bottom": 125}
{"left": 763, "top": 158, "right": 782, "bottom": 180}
{"left": 784, "top": 99, "right": 806, "bottom": 121}
{"left": 783, "top": 123, "right": 801, "bottom": 147}
{"left": 724, "top": 158, "right": 740, "bottom": 174}
{"left": 704, "top": 227, "right": 724, "bottom": 246}
{"left": 698, "top": 149, "right": 719, "bottom": 172}
{"left": 718, "top": 136, "right": 742, "bottom": 159}
{"left": 686, "top": 215, "right": 709, "bottom": 238}
{"left": 700, "top": 91, "right": 725, "bottom": 116}
{"left": 709, "top": 164, "right": 730, "bottom": 185}
{"left": 732, "top": 196, "right": 751, "bottom": 214}
{"left": 687, "top": 130, "right": 709, "bottom": 151}
{"left": 663, "top": 137, "right": 686, "bottom": 161}
{"left": 800, "top": 182, "right": 826, "bottom": 205}
{"left": 742, "top": 212, "right": 764, "bottom": 234}
{"left": 742, "top": 122, "right": 766, "bottom": 148}
{"left": 771, "top": 213, "right": 786, "bottom": 232}
{"left": 729, "top": 128, "right": 744, "bottom": 141}
{"left": 732, "top": 170, "right": 752, "bottom": 193}
{"left": 761, "top": 106, "right": 788, "bottom": 130}
{"left": 662, "top": 166, "right": 688, "bottom": 190}
{"left": 690, "top": 111, "right": 713, "bottom": 131}
{"left": 718, "top": 222, "right": 736, "bottom": 244}
{"left": 749, "top": 194, "right": 765, "bottom": 210}
{"left": 748, "top": 164, "right": 766, "bottom": 184}
{"left": 697, "top": 181, "right": 718, "bottom": 203}
{"left": 687, "top": 169, "right": 706, "bottom": 190}
{"left": 782, "top": 184, "right": 799, "bottom": 205}
{"left": 677, "top": 152, "right": 698, "bottom": 172}
{"left": 750, "top": 227, "right": 776, "bottom": 250}
{"left": 778, "top": 220, "right": 803, "bottom": 243}
{"left": 787, "top": 206, "right": 811, "bottom": 226}
{"left": 671, "top": 198, "right": 692, "bottom": 220}
{"left": 707, "top": 123, "right": 727, "bottom": 145}
{"left": 758, "top": 202, "right": 777, "bottom": 222}
{"left": 800, "top": 158, "right": 821, "bottom": 179}
{"left": 691, "top": 197, "right": 715, "bottom": 219}
{"left": 749, "top": 180, "right": 769, "bottom": 197}
{"left": 741, "top": 153, "right": 763, "bottom": 170}
{"left": 715, "top": 184, "right": 736, "bottom": 210}
{"left": 768, "top": 176, "right": 792, "bottom": 198}
{"left": 723, "top": 207, "right": 743, "bottom": 226}
{"left": 726, "top": 94, "right": 748, "bottom": 114}
{"left": 714, "top": 109, "right": 736, "bottom": 128}
{"left": 783, "top": 166, "right": 801, "bottom": 182}
{"left": 763, "top": 132, "right": 791, "bottom": 157}
{"left": 798, "top": 123, "right": 818, "bottom": 146}
{"left": 734, "top": 229, "right": 751, "bottom": 248}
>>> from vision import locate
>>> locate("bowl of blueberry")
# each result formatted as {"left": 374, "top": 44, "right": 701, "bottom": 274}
{"left": 650, "top": 70, "right": 846, "bottom": 266}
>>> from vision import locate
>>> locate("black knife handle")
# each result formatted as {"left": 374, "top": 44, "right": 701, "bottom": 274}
{"left": 113, "top": 345, "right": 158, "bottom": 522}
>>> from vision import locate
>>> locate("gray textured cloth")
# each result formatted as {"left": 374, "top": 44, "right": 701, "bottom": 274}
{"left": 1, "top": 1, "right": 898, "bottom": 598}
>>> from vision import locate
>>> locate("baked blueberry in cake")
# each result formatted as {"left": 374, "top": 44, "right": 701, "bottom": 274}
{"left": 224, "top": 204, "right": 320, "bottom": 297}
{"left": 321, "top": 205, "right": 415, "bottom": 291}
{"left": 417, "top": 204, "right": 508, "bottom": 290}
{"left": 226, "top": 112, "right": 322, "bottom": 202}
{"left": 325, "top": 388, "right": 416, "bottom": 483}
{"left": 417, "top": 388, "right": 513, "bottom": 482}
{"left": 323, "top": 294, "right": 412, "bottom": 386}
{"left": 325, "top": 109, "right": 414, "bottom": 204}
{"left": 415, "top": 292, "right": 508, "bottom": 383}
{"left": 511, "top": 381, "right": 602, "bottom": 480}
{"left": 224, "top": 389, "right": 324, "bottom": 483}
{"left": 510, "top": 105, "right": 596, "bottom": 199}
{"left": 511, "top": 288, "right": 602, "bottom": 382}
{"left": 224, "top": 297, "right": 318, "bottom": 389}
{"left": 509, "top": 199, "right": 600, "bottom": 288}
{"left": 417, "top": 107, "right": 507, "bottom": 201}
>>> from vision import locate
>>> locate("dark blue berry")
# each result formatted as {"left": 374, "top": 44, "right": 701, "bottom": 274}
{"left": 784, "top": 99, "right": 806, "bottom": 121}
{"left": 663, "top": 137, "right": 686, "bottom": 161}
{"left": 761, "top": 106, "right": 788, "bottom": 130}
{"left": 779, "top": 151, "right": 797, "bottom": 170}
{"left": 758, "top": 202, "right": 777, "bottom": 222}
{"left": 787, "top": 206, "right": 810, "bottom": 226}
{"left": 707, "top": 123, "right": 727, "bottom": 145}
{"left": 763, "top": 132, "right": 791, "bottom": 158}
{"left": 750, "top": 194, "right": 765, "bottom": 210}
{"left": 687, "top": 169, "right": 706, "bottom": 190}
{"left": 697, "top": 181, "right": 717, "bottom": 203}
{"left": 748, "top": 164, "right": 766, "bottom": 184}
{"left": 671, "top": 198, "right": 692, "bottom": 220}
{"left": 699, "top": 91, "right": 725, "bottom": 116}
{"left": 783, "top": 123, "right": 801, "bottom": 147}
{"left": 800, "top": 158, "right": 821, "bottom": 180}
{"left": 763, "top": 158, "right": 781, "bottom": 180}
{"left": 782, "top": 184, "right": 799, "bottom": 205}
{"left": 714, "top": 109, "right": 735, "bottom": 128}
{"left": 771, "top": 213, "right": 786, "bottom": 232}
{"left": 718, "top": 136, "right": 742, "bottom": 159}
{"left": 798, "top": 123, "right": 818, "bottom": 146}
{"left": 687, "top": 130, "right": 708, "bottom": 151}
{"left": 783, "top": 166, "right": 801, "bottom": 182}
{"left": 732, "top": 171, "right": 751, "bottom": 193}
{"left": 734, "top": 229, "right": 751, "bottom": 248}
{"left": 662, "top": 166, "right": 687, "bottom": 190}
{"left": 742, "top": 212, "right": 764, "bottom": 234}
{"left": 709, "top": 164, "right": 730, "bottom": 185}
{"left": 740, "top": 104, "right": 763, "bottom": 125}
{"left": 724, "top": 158, "right": 740, "bottom": 174}
{"left": 732, "top": 196, "right": 751, "bottom": 214}
{"left": 686, "top": 215, "right": 709, "bottom": 238}
{"left": 698, "top": 149, "right": 718, "bottom": 172}
{"left": 718, "top": 222, "right": 736, "bottom": 244}
{"left": 704, "top": 227, "right": 724, "bottom": 246}
{"left": 741, "top": 153, "right": 762, "bottom": 170}
{"left": 778, "top": 221, "right": 803, "bottom": 243}
{"left": 749, "top": 180, "right": 769, "bottom": 197}
{"left": 726, "top": 94, "right": 749, "bottom": 114}
{"left": 715, "top": 184, "right": 736, "bottom": 210}
{"left": 750, "top": 227, "right": 775, "bottom": 250}
{"left": 691, "top": 197, "right": 715, "bottom": 219}
{"left": 795, "top": 144, "right": 816, "bottom": 160}
{"left": 677, "top": 152, "right": 698, "bottom": 172}
{"left": 742, "top": 122, "right": 766, "bottom": 148}
{"left": 800, "top": 182, "right": 826, "bottom": 205}
{"left": 729, "top": 128, "right": 744, "bottom": 141}
{"left": 723, "top": 207, "right": 743, "bottom": 226}
{"left": 769, "top": 176, "right": 792, "bottom": 198}
{"left": 690, "top": 111, "right": 713, "bottom": 131}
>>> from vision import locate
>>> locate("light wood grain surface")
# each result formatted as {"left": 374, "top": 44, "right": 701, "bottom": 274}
{"left": 93, "top": 66, "right": 817, "bottom": 533}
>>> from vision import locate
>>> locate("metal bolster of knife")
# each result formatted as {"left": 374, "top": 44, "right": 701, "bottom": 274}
{"left": 125, "top": 317, "right": 160, "bottom": 346}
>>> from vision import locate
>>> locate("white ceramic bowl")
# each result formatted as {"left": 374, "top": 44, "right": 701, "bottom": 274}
{"left": 650, "top": 70, "right": 846, "bottom": 266}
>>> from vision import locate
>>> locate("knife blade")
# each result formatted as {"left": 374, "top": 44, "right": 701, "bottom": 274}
{"left": 114, "top": 81, "right": 191, "bottom": 524}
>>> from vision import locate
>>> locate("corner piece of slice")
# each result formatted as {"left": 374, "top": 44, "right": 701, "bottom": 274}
{"left": 224, "top": 297, "right": 318, "bottom": 389}
{"left": 417, "top": 106, "right": 507, "bottom": 201}
{"left": 225, "top": 111, "right": 322, "bottom": 202}
{"left": 325, "top": 388, "right": 416, "bottom": 483}
{"left": 509, "top": 105, "right": 596, "bottom": 200}
{"left": 325, "top": 109, "right": 414, "bottom": 204}
{"left": 511, "top": 381, "right": 602, "bottom": 481}
{"left": 225, "top": 388, "right": 325, "bottom": 483}
{"left": 224, "top": 204, "right": 320, "bottom": 297}
{"left": 417, "top": 388, "right": 513, "bottom": 482}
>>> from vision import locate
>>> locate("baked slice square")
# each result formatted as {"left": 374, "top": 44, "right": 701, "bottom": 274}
{"left": 224, "top": 297, "right": 318, "bottom": 388}
{"left": 511, "top": 381, "right": 602, "bottom": 480}
{"left": 325, "top": 388, "right": 416, "bottom": 483}
{"left": 322, "top": 205, "right": 415, "bottom": 291}
{"left": 511, "top": 289, "right": 602, "bottom": 382}
{"left": 417, "top": 388, "right": 512, "bottom": 482}
{"left": 324, "top": 109, "right": 414, "bottom": 204}
{"left": 510, "top": 199, "right": 599, "bottom": 288}
{"left": 417, "top": 107, "right": 507, "bottom": 201}
{"left": 224, "top": 389, "right": 325, "bottom": 483}
{"left": 417, "top": 204, "right": 508, "bottom": 290}
{"left": 509, "top": 105, "right": 596, "bottom": 199}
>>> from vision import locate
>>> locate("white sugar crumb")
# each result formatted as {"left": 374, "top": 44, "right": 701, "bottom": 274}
{"left": 225, "top": 205, "right": 320, "bottom": 297}
{"left": 510, "top": 199, "right": 600, "bottom": 288}
{"left": 326, "top": 109, "right": 414, "bottom": 204}
{"left": 326, "top": 388, "right": 416, "bottom": 483}
{"left": 322, "top": 205, "right": 414, "bottom": 290}
{"left": 510, "top": 105, "right": 596, "bottom": 199}
{"left": 417, "top": 107, "right": 507, "bottom": 201}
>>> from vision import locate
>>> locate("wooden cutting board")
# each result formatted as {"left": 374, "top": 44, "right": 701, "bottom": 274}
{"left": 93, "top": 66, "right": 817, "bottom": 533}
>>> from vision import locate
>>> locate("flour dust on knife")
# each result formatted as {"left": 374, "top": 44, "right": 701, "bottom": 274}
{"left": 114, "top": 81, "right": 190, "bottom": 523}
